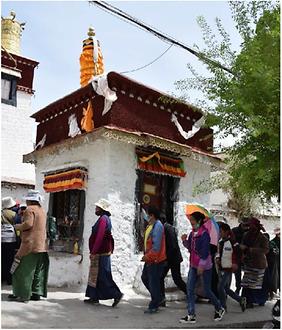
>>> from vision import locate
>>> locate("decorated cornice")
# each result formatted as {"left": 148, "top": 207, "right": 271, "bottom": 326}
{"left": 23, "top": 126, "right": 222, "bottom": 169}
{"left": 17, "top": 85, "right": 34, "bottom": 94}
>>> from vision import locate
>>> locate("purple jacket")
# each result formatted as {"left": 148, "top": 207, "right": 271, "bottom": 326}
{"left": 183, "top": 225, "right": 212, "bottom": 270}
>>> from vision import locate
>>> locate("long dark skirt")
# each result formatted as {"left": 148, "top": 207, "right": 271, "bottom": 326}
{"left": 1, "top": 242, "right": 17, "bottom": 285}
{"left": 12, "top": 252, "right": 49, "bottom": 300}
{"left": 85, "top": 255, "right": 122, "bottom": 301}
{"left": 242, "top": 267, "right": 268, "bottom": 305}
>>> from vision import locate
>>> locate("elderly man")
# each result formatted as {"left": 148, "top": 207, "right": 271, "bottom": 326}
{"left": 8, "top": 190, "right": 49, "bottom": 303}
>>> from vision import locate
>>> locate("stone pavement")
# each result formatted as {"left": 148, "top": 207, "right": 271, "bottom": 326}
{"left": 1, "top": 285, "right": 276, "bottom": 329}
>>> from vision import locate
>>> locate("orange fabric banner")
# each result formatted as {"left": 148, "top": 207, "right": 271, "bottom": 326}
{"left": 43, "top": 169, "right": 87, "bottom": 193}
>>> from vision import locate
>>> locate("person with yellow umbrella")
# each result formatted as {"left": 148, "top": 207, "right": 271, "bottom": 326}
{"left": 179, "top": 205, "right": 224, "bottom": 324}
{"left": 185, "top": 203, "right": 220, "bottom": 298}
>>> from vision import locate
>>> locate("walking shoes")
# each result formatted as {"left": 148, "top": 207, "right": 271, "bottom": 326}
{"left": 214, "top": 308, "right": 225, "bottom": 321}
{"left": 144, "top": 308, "right": 159, "bottom": 314}
{"left": 112, "top": 293, "right": 124, "bottom": 307}
{"left": 179, "top": 314, "right": 196, "bottom": 324}
{"left": 240, "top": 297, "right": 247, "bottom": 312}
{"left": 83, "top": 298, "right": 99, "bottom": 305}
{"left": 8, "top": 294, "right": 28, "bottom": 303}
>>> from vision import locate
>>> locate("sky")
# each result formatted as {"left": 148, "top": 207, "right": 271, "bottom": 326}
{"left": 2, "top": 0, "right": 242, "bottom": 147}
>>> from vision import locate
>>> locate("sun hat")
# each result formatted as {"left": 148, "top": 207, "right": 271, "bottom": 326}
{"left": 23, "top": 190, "right": 43, "bottom": 203}
{"left": 95, "top": 198, "right": 111, "bottom": 212}
{"left": 2, "top": 197, "right": 16, "bottom": 210}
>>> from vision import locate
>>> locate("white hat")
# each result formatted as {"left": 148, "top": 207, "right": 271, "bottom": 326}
{"left": 2, "top": 197, "right": 16, "bottom": 209}
{"left": 23, "top": 190, "right": 43, "bottom": 203}
{"left": 95, "top": 198, "right": 111, "bottom": 212}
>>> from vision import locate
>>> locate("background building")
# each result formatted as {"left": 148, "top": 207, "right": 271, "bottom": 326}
{"left": 1, "top": 11, "right": 38, "bottom": 200}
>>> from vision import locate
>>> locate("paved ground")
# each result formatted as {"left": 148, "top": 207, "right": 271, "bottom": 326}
{"left": 1, "top": 285, "right": 276, "bottom": 329}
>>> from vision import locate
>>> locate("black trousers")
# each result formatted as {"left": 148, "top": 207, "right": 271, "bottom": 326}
{"left": 1, "top": 242, "right": 17, "bottom": 285}
{"left": 160, "top": 261, "right": 187, "bottom": 300}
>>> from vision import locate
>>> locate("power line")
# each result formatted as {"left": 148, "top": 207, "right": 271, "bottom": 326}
{"left": 89, "top": 1, "right": 234, "bottom": 75}
{"left": 120, "top": 44, "right": 173, "bottom": 74}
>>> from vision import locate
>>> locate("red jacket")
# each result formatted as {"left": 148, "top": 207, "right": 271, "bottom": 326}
{"left": 144, "top": 220, "right": 166, "bottom": 264}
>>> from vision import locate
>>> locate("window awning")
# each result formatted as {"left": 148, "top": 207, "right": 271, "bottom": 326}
{"left": 136, "top": 150, "right": 186, "bottom": 177}
{"left": 43, "top": 168, "right": 88, "bottom": 193}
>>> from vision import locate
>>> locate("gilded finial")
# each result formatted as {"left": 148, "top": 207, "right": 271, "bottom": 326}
{"left": 10, "top": 11, "right": 16, "bottom": 21}
{"left": 87, "top": 27, "right": 95, "bottom": 37}
{"left": 1, "top": 10, "right": 25, "bottom": 55}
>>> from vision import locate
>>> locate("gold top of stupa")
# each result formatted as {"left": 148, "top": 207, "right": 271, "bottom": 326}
{"left": 1, "top": 11, "right": 25, "bottom": 55}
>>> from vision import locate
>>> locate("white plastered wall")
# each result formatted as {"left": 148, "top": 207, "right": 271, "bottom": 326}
{"left": 1, "top": 91, "right": 35, "bottom": 183}
{"left": 33, "top": 136, "right": 213, "bottom": 290}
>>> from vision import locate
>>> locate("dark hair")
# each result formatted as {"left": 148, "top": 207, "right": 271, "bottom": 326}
{"left": 102, "top": 210, "right": 111, "bottom": 217}
{"left": 219, "top": 222, "right": 231, "bottom": 232}
{"left": 147, "top": 206, "right": 160, "bottom": 219}
{"left": 159, "top": 213, "right": 166, "bottom": 224}
{"left": 190, "top": 212, "right": 205, "bottom": 226}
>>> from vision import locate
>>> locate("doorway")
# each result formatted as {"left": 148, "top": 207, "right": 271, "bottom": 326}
{"left": 134, "top": 170, "right": 180, "bottom": 252}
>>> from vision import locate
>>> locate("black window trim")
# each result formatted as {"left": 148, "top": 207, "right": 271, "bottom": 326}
{"left": 1, "top": 72, "right": 18, "bottom": 107}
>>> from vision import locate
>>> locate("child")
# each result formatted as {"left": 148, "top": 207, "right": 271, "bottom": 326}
{"left": 216, "top": 222, "right": 247, "bottom": 312}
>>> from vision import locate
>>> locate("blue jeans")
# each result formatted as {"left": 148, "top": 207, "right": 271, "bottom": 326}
{"left": 217, "top": 271, "right": 241, "bottom": 309}
{"left": 141, "top": 262, "right": 165, "bottom": 309}
{"left": 187, "top": 267, "right": 222, "bottom": 315}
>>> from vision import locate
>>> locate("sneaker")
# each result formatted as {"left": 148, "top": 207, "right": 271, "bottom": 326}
{"left": 84, "top": 298, "right": 99, "bottom": 305}
{"left": 112, "top": 293, "right": 123, "bottom": 307}
{"left": 214, "top": 308, "right": 225, "bottom": 321}
{"left": 144, "top": 308, "right": 159, "bottom": 314}
{"left": 240, "top": 297, "right": 247, "bottom": 312}
{"left": 8, "top": 294, "right": 18, "bottom": 300}
{"left": 159, "top": 299, "right": 166, "bottom": 307}
{"left": 179, "top": 315, "right": 196, "bottom": 324}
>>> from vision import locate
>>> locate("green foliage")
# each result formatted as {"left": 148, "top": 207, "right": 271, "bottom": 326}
{"left": 176, "top": 1, "right": 280, "bottom": 200}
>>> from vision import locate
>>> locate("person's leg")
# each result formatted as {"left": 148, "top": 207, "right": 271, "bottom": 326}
{"left": 234, "top": 264, "right": 242, "bottom": 294}
{"left": 160, "top": 263, "right": 170, "bottom": 303}
{"left": 186, "top": 268, "right": 198, "bottom": 315}
{"left": 170, "top": 262, "right": 187, "bottom": 294}
{"left": 147, "top": 263, "right": 163, "bottom": 310}
{"left": 217, "top": 271, "right": 229, "bottom": 309}
{"left": 31, "top": 253, "right": 49, "bottom": 298}
{"left": 141, "top": 264, "right": 150, "bottom": 292}
{"left": 225, "top": 272, "right": 241, "bottom": 303}
{"left": 12, "top": 253, "right": 38, "bottom": 300}
{"left": 202, "top": 269, "right": 222, "bottom": 311}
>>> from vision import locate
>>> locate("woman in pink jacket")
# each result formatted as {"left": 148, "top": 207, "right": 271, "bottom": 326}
{"left": 180, "top": 211, "right": 225, "bottom": 324}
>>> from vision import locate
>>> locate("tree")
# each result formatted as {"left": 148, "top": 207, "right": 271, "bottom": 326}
{"left": 175, "top": 1, "right": 280, "bottom": 201}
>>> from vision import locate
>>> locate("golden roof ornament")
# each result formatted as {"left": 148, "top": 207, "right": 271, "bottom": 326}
{"left": 1, "top": 11, "right": 25, "bottom": 55}
{"left": 79, "top": 26, "right": 104, "bottom": 87}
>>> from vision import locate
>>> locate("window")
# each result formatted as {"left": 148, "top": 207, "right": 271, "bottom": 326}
{"left": 48, "top": 189, "right": 85, "bottom": 254}
{"left": 1, "top": 73, "right": 17, "bottom": 106}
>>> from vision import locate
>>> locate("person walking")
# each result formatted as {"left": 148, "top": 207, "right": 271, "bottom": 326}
{"left": 159, "top": 214, "right": 186, "bottom": 306}
{"left": 141, "top": 206, "right": 166, "bottom": 314}
{"left": 180, "top": 211, "right": 225, "bottom": 324}
{"left": 8, "top": 190, "right": 49, "bottom": 302}
{"left": 240, "top": 217, "right": 269, "bottom": 308}
{"left": 84, "top": 198, "right": 123, "bottom": 307}
{"left": 231, "top": 217, "right": 250, "bottom": 294}
{"left": 1, "top": 197, "right": 17, "bottom": 285}
{"left": 267, "top": 227, "right": 280, "bottom": 299}
{"left": 216, "top": 222, "right": 247, "bottom": 312}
